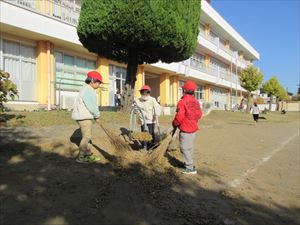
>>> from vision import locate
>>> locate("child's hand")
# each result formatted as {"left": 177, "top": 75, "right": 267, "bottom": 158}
{"left": 95, "top": 118, "right": 100, "bottom": 125}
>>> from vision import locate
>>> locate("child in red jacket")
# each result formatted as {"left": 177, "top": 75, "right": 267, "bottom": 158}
{"left": 172, "top": 81, "right": 202, "bottom": 174}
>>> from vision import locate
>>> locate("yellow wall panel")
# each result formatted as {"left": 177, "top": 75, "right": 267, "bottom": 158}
{"left": 205, "top": 85, "right": 210, "bottom": 102}
{"left": 159, "top": 73, "right": 170, "bottom": 106}
{"left": 135, "top": 65, "right": 144, "bottom": 98}
{"left": 96, "top": 57, "right": 110, "bottom": 106}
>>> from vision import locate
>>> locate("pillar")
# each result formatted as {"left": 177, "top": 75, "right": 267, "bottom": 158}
{"left": 204, "top": 85, "right": 211, "bottom": 103}
{"left": 225, "top": 40, "right": 230, "bottom": 49}
{"left": 36, "top": 41, "right": 54, "bottom": 105}
{"left": 170, "top": 75, "right": 179, "bottom": 105}
{"left": 96, "top": 57, "right": 109, "bottom": 106}
{"left": 204, "top": 23, "right": 210, "bottom": 35}
{"left": 238, "top": 51, "right": 244, "bottom": 59}
{"left": 204, "top": 54, "right": 210, "bottom": 67}
{"left": 50, "top": 43, "right": 55, "bottom": 104}
{"left": 159, "top": 73, "right": 170, "bottom": 106}
{"left": 135, "top": 65, "right": 145, "bottom": 98}
{"left": 35, "top": 0, "right": 41, "bottom": 12}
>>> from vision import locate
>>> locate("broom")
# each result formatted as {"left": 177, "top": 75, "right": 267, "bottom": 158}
{"left": 98, "top": 122, "right": 132, "bottom": 151}
{"left": 147, "top": 128, "right": 177, "bottom": 164}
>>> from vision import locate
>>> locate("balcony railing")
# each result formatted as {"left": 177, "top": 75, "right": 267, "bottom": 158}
{"left": 4, "top": 0, "right": 80, "bottom": 26}
{"left": 188, "top": 59, "right": 240, "bottom": 85}
{"left": 219, "top": 41, "right": 234, "bottom": 55}
{"left": 199, "top": 29, "right": 218, "bottom": 45}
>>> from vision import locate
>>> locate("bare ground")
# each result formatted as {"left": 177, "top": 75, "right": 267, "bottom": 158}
{"left": 0, "top": 112, "right": 299, "bottom": 225}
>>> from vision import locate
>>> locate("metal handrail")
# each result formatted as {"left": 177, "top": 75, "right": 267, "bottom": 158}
{"left": 4, "top": 0, "right": 80, "bottom": 27}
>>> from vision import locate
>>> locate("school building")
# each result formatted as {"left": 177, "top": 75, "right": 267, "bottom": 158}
{"left": 0, "top": 0, "right": 259, "bottom": 113}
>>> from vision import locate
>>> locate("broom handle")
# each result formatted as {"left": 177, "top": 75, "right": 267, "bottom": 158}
{"left": 171, "top": 127, "right": 177, "bottom": 137}
{"left": 156, "top": 116, "right": 161, "bottom": 136}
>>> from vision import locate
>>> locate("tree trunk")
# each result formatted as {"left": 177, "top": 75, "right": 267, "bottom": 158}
{"left": 276, "top": 97, "right": 280, "bottom": 111}
{"left": 121, "top": 53, "right": 139, "bottom": 112}
{"left": 246, "top": 92, "right": 251, "bottom": 113}
{"left": 269, "top": 95, "right": 273, "bottom": 112}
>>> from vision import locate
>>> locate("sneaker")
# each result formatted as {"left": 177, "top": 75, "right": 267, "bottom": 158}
{"left": 181, "top": 167, "right": 197, "bottom": 175}
{"left": 76, "top": 154, "right": 101, "bottom": 164}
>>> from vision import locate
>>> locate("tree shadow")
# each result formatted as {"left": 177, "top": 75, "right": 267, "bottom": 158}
{"left": 1, "top": 127, "right": 299, "bottom": 225}
{"left": 0, "top": 113, "right": 25, "bottom": 124}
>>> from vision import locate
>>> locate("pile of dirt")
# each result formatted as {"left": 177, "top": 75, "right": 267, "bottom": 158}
{"left": 131, "top": 131, "right": 153, "bottom": 142}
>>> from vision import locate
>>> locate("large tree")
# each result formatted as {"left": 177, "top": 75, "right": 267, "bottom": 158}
{"left": 77, "top": 0, "right": 201, "bottom": 110}
{"left": 239, "top": 65, "right": 264, "bottom": 112}
{"left": 263, "top": 76, "right": 281, "bottom": 111}
{"left": 277, "top": 85, "right": 289, "bottom": 111}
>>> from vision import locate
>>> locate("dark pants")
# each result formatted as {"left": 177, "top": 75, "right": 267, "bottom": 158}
{"left": 253, "top": 114, "right": 259, "bottom": 122}
{"left": 141, "top": 123, "right": 155, "bottom": 143}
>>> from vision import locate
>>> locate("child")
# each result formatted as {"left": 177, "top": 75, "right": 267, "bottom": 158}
{"left": 172, "top": 81, "right": 202, "bottom": 174}
{"left": 251, "top": 102, "right": 260, "bottom": 124}
{"left": 134, "top": 85, "right": 161, "bottom": 147}
{"left": 72, "top": 71, "right": 102, "bottom": 163}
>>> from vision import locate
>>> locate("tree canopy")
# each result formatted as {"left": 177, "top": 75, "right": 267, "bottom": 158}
{"left": 77, "top": 0, "right": 201, "bottom": 66}
{"left": 77, "top": 0, "right": 201, "bottom": 110}
{"left": 263, "top": 76, "right": 281, "bottom": 97}
{"left": 240, "top": 65, "right": 264, "bottom": 93}
{"left": 277, "top": 85, "right": 289, "bottom": 101}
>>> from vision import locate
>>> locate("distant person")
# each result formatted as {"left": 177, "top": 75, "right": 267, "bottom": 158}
{"left": 251, "top": 102, "right": 260, "bottom": 125}
{"left": 172, "top": 81, "right": 202, "bottom": 175}
{"left": 115, "top": 88, "right": 122, "bottom": 109}
{"left": 134, "top": 85, "right": 161, "bottom": 146}
{"left": 72, "top": 71, "right": 102, "bottom": 163}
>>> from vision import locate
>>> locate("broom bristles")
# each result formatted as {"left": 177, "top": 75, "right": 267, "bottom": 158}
{"left": 100, "top": 123, "right": 132, "bottom": 151}
{"left": 147, "top": 132, "right": 173, "bottom": 164}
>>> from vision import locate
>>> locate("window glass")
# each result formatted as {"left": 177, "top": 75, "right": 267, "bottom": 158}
{"left": 63, "top": 55, "right": 74, "bottom": 69}
{"left": 76, "top": 57, "right": 86, "bottom": 70}
{"left": 54, "top": 51, "right": 96, "bottom": 91}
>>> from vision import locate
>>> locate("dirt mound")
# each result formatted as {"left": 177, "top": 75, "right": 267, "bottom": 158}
{"left": 131, "top": 131, "right": 153, "bottom": 142}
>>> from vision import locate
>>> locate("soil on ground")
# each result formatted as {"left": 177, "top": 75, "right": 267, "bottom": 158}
{"left": 0, "top": 111, "right": 299, "bottom": 225}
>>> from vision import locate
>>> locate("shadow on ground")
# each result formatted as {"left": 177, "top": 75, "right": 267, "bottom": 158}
{"left": 0, "top": 128, "right": 299, "bottom": 225}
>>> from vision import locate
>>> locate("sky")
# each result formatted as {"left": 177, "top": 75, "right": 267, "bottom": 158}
{"left": 211, "top": 0, "right": 300, "bottom": 94}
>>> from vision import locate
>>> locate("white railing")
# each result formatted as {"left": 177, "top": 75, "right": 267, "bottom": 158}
{"left": 3, "top": 0, "right": 80, "bottom": 27}
{"left": 199, "top": 29, "right": 218, "bottom": 45}
{"left": 219, "top": 41, "right": 234, "bottom": 55}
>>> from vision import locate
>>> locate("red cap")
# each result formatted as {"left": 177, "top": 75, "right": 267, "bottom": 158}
{"left": 182, "top": 81, "right": 197, "bottom": 91}
{"left": 140, "top": 85, "right": 151, "bottom": 91}
{"left": 87, "top": 71, "right": 103, "bottom": 83}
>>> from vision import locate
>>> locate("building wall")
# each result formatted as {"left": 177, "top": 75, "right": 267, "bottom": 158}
{"left": 0, "top": 0, "right": 259, "bottom": 112}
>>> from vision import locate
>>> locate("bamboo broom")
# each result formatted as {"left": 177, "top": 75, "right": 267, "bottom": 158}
{"left": 99, "top": 122, "right": 132, "bottom": 151}
{"left": 147, "top": 128, "right": 177, "bottom": 164}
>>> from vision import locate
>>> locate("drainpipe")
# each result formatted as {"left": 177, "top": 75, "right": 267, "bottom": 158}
{"left": 230, "top": 55, "right": 233, "bottom": 110}
{"left": 47, "top": 41, "right": 51, "bottom": 111}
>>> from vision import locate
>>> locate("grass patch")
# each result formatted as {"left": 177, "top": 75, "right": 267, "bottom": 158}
{"left": 205, "top": 110, "right": 299, "bottom": 124}
{"left": 1, "top": 111, "right": 74, "bottom": 127}
{"left": 1, "top": 110, "right": 298, "bottom": 128}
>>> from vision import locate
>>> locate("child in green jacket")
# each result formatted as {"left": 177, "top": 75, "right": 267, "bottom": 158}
{"left": 72, "top": 71, "right": 102, "bottom": 163}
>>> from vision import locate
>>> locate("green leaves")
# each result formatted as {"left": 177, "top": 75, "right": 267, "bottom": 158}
{"left": 263, "top": 76, "right": 280, "bottom": 96}
{"left": 0, "top": 71, "right": 18, "bottom": 112}
{"left": 77, "top": 0, "right": 200, "bottom": 64}
{"left": 263, "top": 76, "right": 288, "bottom": 100}
{"left": 240, "top": 65, "right": 264, "bottom": 93}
